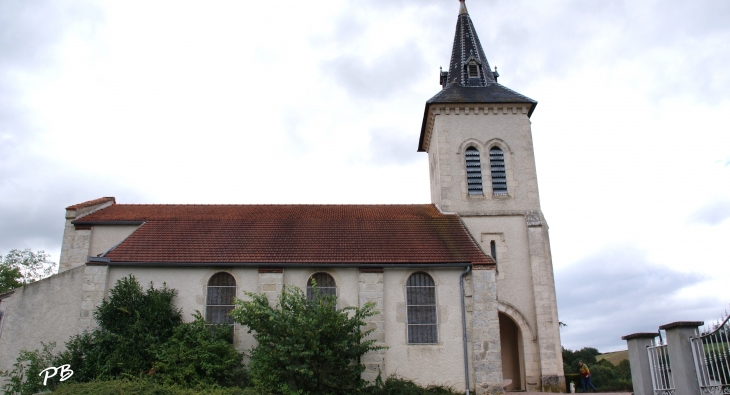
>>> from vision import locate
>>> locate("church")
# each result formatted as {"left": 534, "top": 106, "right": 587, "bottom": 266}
{"left": 0, "top": 2, "right": 564, "bottom": 394}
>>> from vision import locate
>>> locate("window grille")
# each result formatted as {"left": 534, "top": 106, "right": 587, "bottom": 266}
{"left": 468, "top": 62, "right": 480, "bottom": 78}
{"left": 465, "top": 147, "right": 483, "bottom": 195}
{"left": 206, "top": 272, "right": 236, "bottom": 328}
{"left": 490, "top": 147, "right": 507, "bottom": 195}
{"left": 307, "top": 272, "right": 337, "bottom": 301}
{"left": 406, "top": 272, "right": 437, "bottom": 344}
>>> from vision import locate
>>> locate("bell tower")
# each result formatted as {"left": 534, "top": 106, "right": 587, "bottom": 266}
{"left": 419, "top": 1, "right": 565, "bottom": 392}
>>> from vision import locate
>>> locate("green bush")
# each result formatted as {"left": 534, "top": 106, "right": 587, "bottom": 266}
{"left": 230, "top": 285, "right": 385, "bottom": 395}
{"left": 53, "top": 275, "right": 184, "bottom": 380}
{"left": 3, "top": 275, "right": 246, "bottom": 392}
{"left": 52, "top": 378, "right": 269, "bottom": 395}
{"left": 152, "top": 312, "right": 246, "bottom": 387}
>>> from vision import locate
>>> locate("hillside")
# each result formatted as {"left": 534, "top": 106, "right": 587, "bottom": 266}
{"left": 596, "top": 350, "right": 629, "bottom": 366}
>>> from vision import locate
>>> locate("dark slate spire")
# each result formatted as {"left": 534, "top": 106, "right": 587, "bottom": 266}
{"left": 445, "top": 0, "right": 496, "bottom": 88}
{"left": 418, "top": 0, "right": 538, "bottom": 152}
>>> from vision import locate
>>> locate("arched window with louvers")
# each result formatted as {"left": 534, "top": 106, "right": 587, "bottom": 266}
{"left": 206, "top": 272, "right": 236, "bottom": 329}
{"left": 489, "top": 147, "right": 508, "bottom": 195}
{"left": 307, "top": 272, "right": 337, "bottom": 301}
{"left": 465, "top": 146, "right": 483, "bottom": 195}
{"left": 406, "top": 272, "right": 438, "bottom": 344}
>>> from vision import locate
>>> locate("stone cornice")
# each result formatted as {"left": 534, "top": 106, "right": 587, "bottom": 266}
{"left": 421, "top": 104, "right": 530, "bottom": 152}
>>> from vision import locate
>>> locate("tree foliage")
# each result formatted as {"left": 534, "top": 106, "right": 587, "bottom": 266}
{"left": 230, "top": 285, "right": 385, "bottom": 395}
{"left": 0, "top": 249, "right": 56, "bottom": 293}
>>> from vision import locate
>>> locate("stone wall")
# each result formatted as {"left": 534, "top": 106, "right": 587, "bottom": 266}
{"left": 358, "top": 269, "right": 385, "bottom": 382}
{"left": 471, "top": 267, "right": 504, "bottom": 395}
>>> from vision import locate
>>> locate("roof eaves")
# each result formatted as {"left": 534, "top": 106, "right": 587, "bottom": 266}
{"left": 102, "top": 261, "right": 475, "bottom": 268}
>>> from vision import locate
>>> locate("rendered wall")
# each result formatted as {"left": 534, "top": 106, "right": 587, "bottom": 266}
{"left": 383, "top": 268, "right": 473, "bottom": 391}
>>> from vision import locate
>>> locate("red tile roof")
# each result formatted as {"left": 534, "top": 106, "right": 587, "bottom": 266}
{"left": 74, "top": 204, "right": 491, "bottom": 265}
{"left": 66, "top": 197, "right": 116, "bottom": 211}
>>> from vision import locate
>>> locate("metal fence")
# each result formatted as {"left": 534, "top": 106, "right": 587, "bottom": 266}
{"left": 648, "top": 335, "right": 675, "bottom": 395}
{"left": 691, "top": 314, "right": 730, "bottom": 395}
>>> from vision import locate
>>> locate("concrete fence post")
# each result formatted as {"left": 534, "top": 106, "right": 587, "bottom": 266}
{"left": 622, "top": 332, "right": 658, "bottom": 395}
{"left": 660, "top": 321, "right": 704, "bottom": 395}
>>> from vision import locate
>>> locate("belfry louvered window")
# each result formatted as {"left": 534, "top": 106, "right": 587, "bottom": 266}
{"left": 206, "top": 272, "right": 236, "bottom": 327}
{"left": 468, "top": 62, "right": 480, "bottom": 79}
{"left": 406, "top": 272, "right": 437, "bottom": 344}
{"left": 465, "top": 147, "right": 483, "bottom": 195}
{"left": 490, "top": 147, "right": 508, "bottom": 195}
{"left": 307, "top": 272, "right": 337, "bottom": 301}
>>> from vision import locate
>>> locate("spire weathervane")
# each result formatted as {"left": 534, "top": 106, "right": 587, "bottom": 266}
{"left": 459, "top": 0, "right": 468, "bottom": 15}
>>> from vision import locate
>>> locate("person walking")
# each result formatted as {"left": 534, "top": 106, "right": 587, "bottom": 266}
{"left": 578, "top": 360, "right": 597, "bottom": 392}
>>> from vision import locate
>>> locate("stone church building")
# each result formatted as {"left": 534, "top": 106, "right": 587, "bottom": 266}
{"left": 0, "top": 1, "right": 564, "bottom": 393}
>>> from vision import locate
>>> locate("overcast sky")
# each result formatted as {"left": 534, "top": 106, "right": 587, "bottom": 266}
{"left": 2, "top": 0, "right": 729, "bottom": 352}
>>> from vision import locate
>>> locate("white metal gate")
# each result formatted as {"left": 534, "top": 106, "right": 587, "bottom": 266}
{"left": 648, "top": 336, "right": 675, "bottom": 395}
{"left": 691, "top": 315, "right": 730, "bottom": 395}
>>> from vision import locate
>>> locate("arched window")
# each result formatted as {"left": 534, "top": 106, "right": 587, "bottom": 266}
{"left": 406, "top": 272, "right": 437, "bottom": 344}
{"left": 465, "top": 147, "right": 483, "bottom": 195}
{"left": 490, "top": 147, "right": 507, "bottom": 195}
{"left": 307, "top": 272, "right": 337, "bottom": 301}
{"left": 206, "top": 272, "right": 236, "bottom": 328}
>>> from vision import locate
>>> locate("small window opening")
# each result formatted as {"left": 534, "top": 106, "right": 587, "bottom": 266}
{"left": 406, "top": 272, "right": 438, "bottom": 344}
{"left": 465, "top": 147, "right": 483, "bottom": 195}
{"left": 468, "top": 62, "right": 480, "bottom": 78}
{"left": 490, "top": 240, "right": 497, "bottom": 262}
{"left": 307, "top": 272, "right": 337, "bottom": 301}
{"left": 490, "top": 147, "right": 507, "bottom": 195}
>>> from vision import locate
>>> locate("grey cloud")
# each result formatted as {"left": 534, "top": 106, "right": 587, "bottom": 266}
{"left": 556, "top": 246, "right": 719, "bottom": 351}
{"left": 688, "top": 199, "right": 730, "bottom": 226}
{"left": 368, "top": 127, "right": 421, "bottom": 166}
{"left": 0, "top": 0, "right": 121, "bottom": 259}
{"left": 323, "top": 42, "right": 429, "bottom": 100}
{"left": 0, "top": 147, "right": 148, "bottom": 260}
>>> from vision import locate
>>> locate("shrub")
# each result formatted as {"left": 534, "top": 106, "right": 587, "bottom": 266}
{"left": 152, "top": 312, "right": 247, "bottom": 387}
{"left": 54, "top": 275, "right": 246, "bottom": 388}
{"left": 55, "top": 275, "right": 183, "bottom": 380}
{"left": 230, "top": 285, "right": 384, "bottom": 395}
